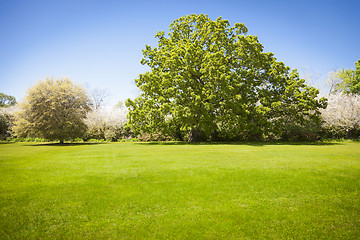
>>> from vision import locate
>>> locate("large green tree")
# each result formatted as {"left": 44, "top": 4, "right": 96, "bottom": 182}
{"left": 126, "top": 14, "right": 326, "bottom": 141}
{"left": 13, "top": 78, "right": 91, "bottom": 143}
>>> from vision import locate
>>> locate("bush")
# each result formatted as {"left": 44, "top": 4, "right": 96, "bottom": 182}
{"left": 137, "top": 132, "right": 173, "bottom": 142}
{"left": 10, "top": 137, "right": 50, "bottom": 142}
{"left": 84, "top": 108, "right": 134, "bottom": 142}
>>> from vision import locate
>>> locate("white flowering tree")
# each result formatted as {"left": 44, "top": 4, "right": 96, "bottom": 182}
{"left": 84, "top": 107, "right": 130, "bottom": 141}
{"left": 321, "top": 92, "right": 360, "bottom": 138}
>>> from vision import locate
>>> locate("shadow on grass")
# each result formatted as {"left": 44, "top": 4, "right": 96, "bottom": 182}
{"left": 0, "top": 141, "right": 16, "bottom": 144}
{"left": 28, "top": 142, "right": 107, "bottom": 147}
{"left": 136, "top": 141, "right": 342, "bottom": 147}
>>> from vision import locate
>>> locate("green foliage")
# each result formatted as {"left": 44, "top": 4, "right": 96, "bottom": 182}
{"left": 355, "top": 60, "right": 360, "bottom": 93}
{"left": 0, "top": 111, "right": 12, "bottom": 140}
{"left": 0, "top": 93, "right": 16, "bottom": 107}
{"left": 137, "top": 132, "right": 173, "bottom": 142}
{"left": 0, "top": 106, "right": 16, "bottom": 140}
{"left": 332, "top": 59, "right": 360, "bottom": 94}
{"left": 84, "top": 124, "right": 134, "bottom": 142}
{"left": 13, "top": 78, "right": 92, "bottom": 143}
{"left": 126, "top": 14, "right": 326, "bottom": 142}
{"left": 1, "top": 142, "right": 359, "bottom": 239}
{"left": 9, "top": 137, "right": 50, "bottom": 142}
{"left": 0, "top": 94, "right": 17, "bottom": 139}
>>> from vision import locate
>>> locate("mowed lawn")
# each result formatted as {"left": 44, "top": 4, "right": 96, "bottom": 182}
{"left": 0, "top": 142, "right": 359, "bottom": 239}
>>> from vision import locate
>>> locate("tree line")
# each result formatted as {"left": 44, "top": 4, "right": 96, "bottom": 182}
{"left": 1, "top": 14, "right": 359, "bottom": 142}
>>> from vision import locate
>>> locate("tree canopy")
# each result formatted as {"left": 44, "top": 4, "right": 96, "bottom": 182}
{"left": 330, "top": 59, "right": 360, "bottom": 94}
{"left": 0, "top": 93, "right": 16, "bottom": 107}
{"left": 13, "top": 78, "right": 91, "bottom": 143}
{"left": 126, "top": 14, "right": 326, "bottom": 142}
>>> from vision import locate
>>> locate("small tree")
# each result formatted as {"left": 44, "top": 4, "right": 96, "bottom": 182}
{"left": 13, "top": 78, "right": 91, "bottom": 143}
{"left": 0, "top": 93, "right": 16, "bottom": 107}
{"left": 91, "top": 88, "right": 110, "bottom": 110}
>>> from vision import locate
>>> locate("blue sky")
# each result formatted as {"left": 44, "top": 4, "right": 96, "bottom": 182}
{"left": 1, "top": 0, "right": 359, "bottom": 105}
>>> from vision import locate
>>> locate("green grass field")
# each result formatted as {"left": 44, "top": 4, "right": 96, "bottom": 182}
{"left": 0, "top": 141, "right": 359, "bottom": 239}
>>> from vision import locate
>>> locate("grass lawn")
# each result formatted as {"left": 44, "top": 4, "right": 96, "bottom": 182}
{"left": 0, "top": 141, "right": 359, "bottom": 239}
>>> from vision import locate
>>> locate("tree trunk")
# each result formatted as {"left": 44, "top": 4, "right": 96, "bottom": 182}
{"left": 188, "top": 127, "right": 200, "bottom": 142}
{"left": 59, "top": 139, "right": 64, "bottom": 144}
{"left": 346, "top": 129, "right": 352, "bottom": 139}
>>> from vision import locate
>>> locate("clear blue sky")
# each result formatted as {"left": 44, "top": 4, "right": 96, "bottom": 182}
{"left": 1, "top": 0, "right": 359, "bottom": 105}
